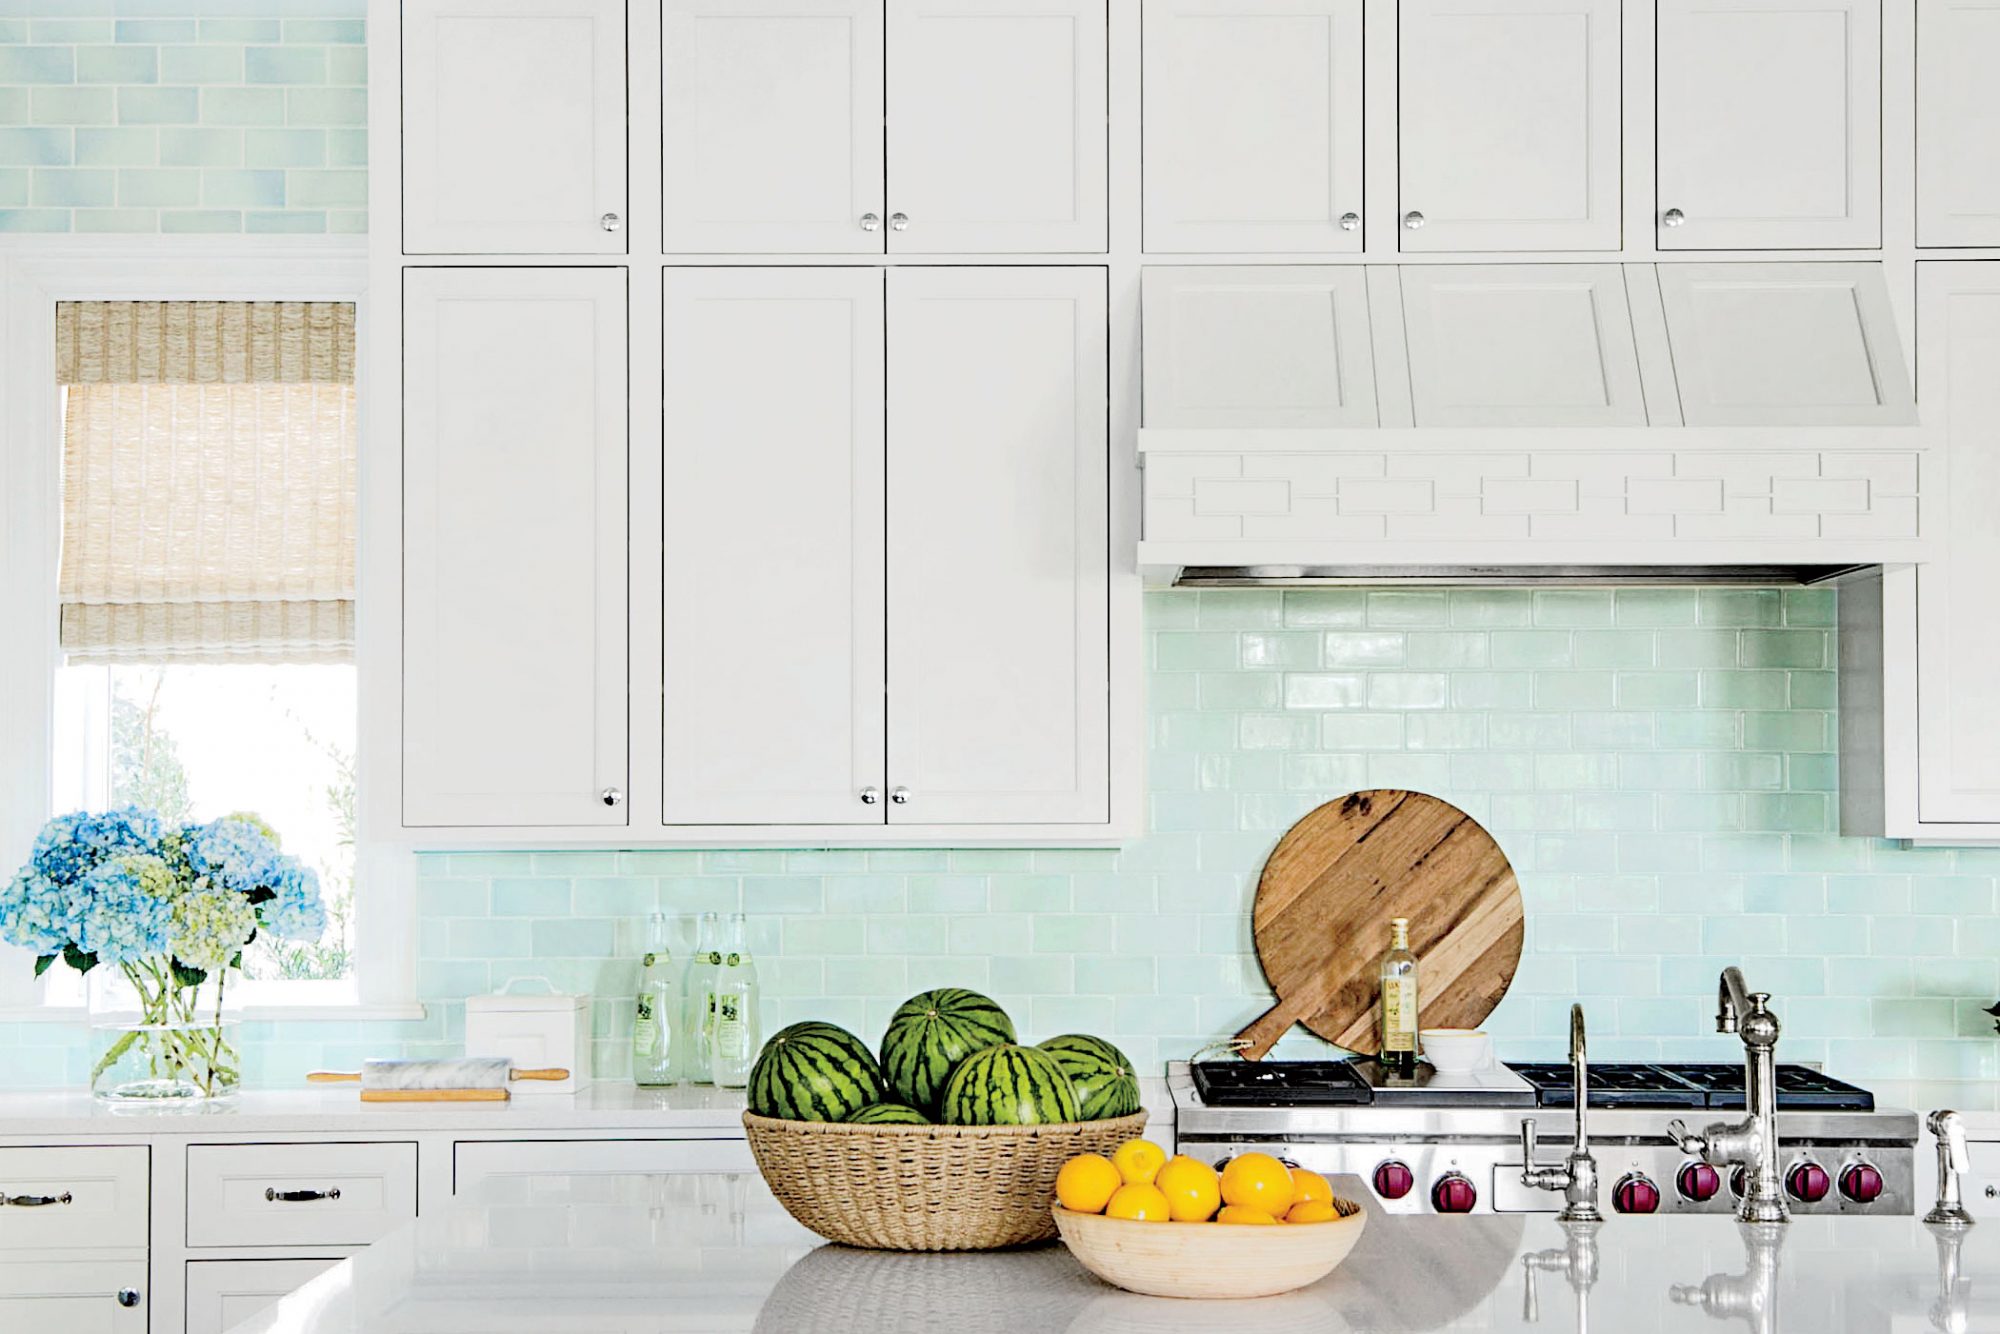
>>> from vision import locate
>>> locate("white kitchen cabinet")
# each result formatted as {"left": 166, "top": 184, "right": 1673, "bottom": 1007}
{"left": 184, "top": 1143, "right": 416, "bottom": 1249}
{"left": 660, "top": 0, "right": 885, "bottom": 254}
{"left": 402, "top": 268, "right": 629, "bottom": 828}
{"left": 1141, "top": 266, "right": 1377, "bottom": 428}
{"left": 1656, "top": 0, "right": 1881, "bottom": 249}
{"left": 886, "top": 268, "right": 1109, "bottom": 824}
{"left": 1918, "top": 0, "right": 2000, "bottom": 246}
{"left": 0, "top": 1146, "right": 148, "bottom": 1252}
{"left": 1399, "top": 265, "right": 1645, "bottom": 425}
{"left": 1656, "top": 263, "right": 1913, "bottom": 426}
{"left": 887, "top": 0, "right": 1108, "bottom": 253}
{"left": 1141, "top": 0, "right": 1363, "bottom": 253}
{"left": 1398, "top": 0, "right": 1622, "bottom": 252}
{"left": 1915, "top": 263, "right": 2000, "bottom": 824}
{"left": 185, "top": 1259, "right": 341, "bottom": 1334}
{"left": 402, "top": 0, "right": 626, "bottom": 254}
{"left": 0, "top": 1262, "right": 147, "bottom": 1331}
{"left": 453, "top": 1139, "right": 755, "bottom": 1193}
{"left": 661, "top": 269, "right": 888, "bottom": 824}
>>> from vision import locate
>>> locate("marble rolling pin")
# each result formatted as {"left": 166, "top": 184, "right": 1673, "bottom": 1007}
{"left": 306, "top": 1057, "right": 571, "bottom": 1102}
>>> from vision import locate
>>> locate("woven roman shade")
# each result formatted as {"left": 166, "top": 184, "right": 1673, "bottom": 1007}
{"left": 55, "top": 302, "right": 357, "bottom": 664}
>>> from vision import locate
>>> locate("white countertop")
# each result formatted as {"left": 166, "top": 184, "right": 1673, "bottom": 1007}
{"left": 228, "top": 1170, "right": 2000, "bottom": 1333}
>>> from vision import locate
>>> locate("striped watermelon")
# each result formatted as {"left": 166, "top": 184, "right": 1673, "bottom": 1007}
{"left": 1036, "top": 1033, "right": 1140, "bottom": 1120}
{"left": 845, "top": 1102, "right": 930, "bottom": 1125}
{"left": 879, "top": 987, "right": 1017, "bottom": 1115}
{"left": 748, "top": 1021, "right": 885, "bottom": 1122}
{"left": 939, "top": 1043, "right": 1080, "bottom": 1126}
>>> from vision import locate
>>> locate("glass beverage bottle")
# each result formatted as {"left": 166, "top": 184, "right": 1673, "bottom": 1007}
{"left": 1378, "top": 916, "right": 1420, "bottom": 1076}
{"left": 683, "top": 912, "right": 721, "bottom": 1084}
{"left": 632, "top": 913, "right": 680, "bottom": 1086}
{"left": 709, "top": 913, "right": 760, "bottom": 1089}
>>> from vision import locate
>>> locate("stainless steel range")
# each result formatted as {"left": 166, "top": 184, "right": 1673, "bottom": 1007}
{"left": 1170, "top": 1057, "right": 1920, "bottom": 1218}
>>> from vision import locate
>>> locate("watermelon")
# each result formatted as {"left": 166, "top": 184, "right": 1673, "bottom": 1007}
{"left": 748, "top": 1021, "right": 885, "bottom": 1122}
{"left": 939, "top": 1043, "right": 1080, "bottom": 1126}
{"left": 846, "top": 1102, "right": 931, "bottom": 1126}
{"left": 1035, "top": 1034, "right": 1141, "bottom": 1120}
{"left": 879, "top": 987, "right": 1017, "bottom": 1114}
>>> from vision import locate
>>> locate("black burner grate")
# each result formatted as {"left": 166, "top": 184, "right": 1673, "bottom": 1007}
{"left": 1190, "top": 1060, "right": 1373, "bottom": 1106}
{"left": 1504, "top": 1062, "right": 1875, "bottom": 1111}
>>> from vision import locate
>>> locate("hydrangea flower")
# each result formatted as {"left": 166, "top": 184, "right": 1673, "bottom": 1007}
{"left": 0, "top": 870, "right": 71, "bottom": 956}
{"left": 261, "top": 863, "right": 327, "bottom": 943}
{"left": 170, "top": 888, "right": 259, "bottom": 971}
{"left": 73, "top": 860, "right": 173, "bottom": 964}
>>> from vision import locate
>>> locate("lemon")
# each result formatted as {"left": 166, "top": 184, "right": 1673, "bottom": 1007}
{"left": 1104, "top": 1182, "right": 1171, "bottom": 1222}
{"left": 1289, "top": 1167, "right": 1334, "bottom": 1208}
{"left": 1217, "top": 1204, "right": 1278, "bottom": 1224}
{"left": 1153, "top": 1154, "right": 1222, "bottom": 1223}
{"left": 1055, "top": 1153, "right": 1122, "bottom": 1214}
{"left": 1220, "top": 1152, "right": 1295, "bottom": 1217}
{"left": 1285, "top": 1200, "right": 1339, "bottom": 1224}
{"left": 1112, "top": 1138, "right": 1168, "bottom": 1186}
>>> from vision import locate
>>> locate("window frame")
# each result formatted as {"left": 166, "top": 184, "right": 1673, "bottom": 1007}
{"left": 0, "top": 240, "right": 418, "bottom": 1021}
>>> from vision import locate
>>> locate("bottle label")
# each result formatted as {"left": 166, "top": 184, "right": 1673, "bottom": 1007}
{"left": 1382, "top": 978, "right": 1418, "bottom": 1050}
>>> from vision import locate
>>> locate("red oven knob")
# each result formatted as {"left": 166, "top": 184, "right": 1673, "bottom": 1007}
{"left": 1372, "top": 1160, "right": 1415, "bottom": 1201}
{"left": 1431, "top": 1172, "right": 1478, "bottom": 1213}
{"left": 1787, "top": 1162, "right": 1831, "bottom": 1204}
{"left": 1614, "top": 1173, "right": 1662, "bottom": 1214}
{"left": 1730, "top": 1166, "right": 1748, "bottom": 1198}
{"left": 1839, "top": 1163, "right": 1885, "bottom": 1205}
{"left": 1677, "top": 1162, "right": 1722, "bottom": 1203}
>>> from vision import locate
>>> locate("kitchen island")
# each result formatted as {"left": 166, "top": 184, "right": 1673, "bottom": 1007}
{"left": 229, "top": 1170, "right": 2000, "bottom": 1333}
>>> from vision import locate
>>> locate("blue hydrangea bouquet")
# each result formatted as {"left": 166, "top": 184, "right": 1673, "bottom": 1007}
{"left": 0, "top": 807, "right": 326, "bottom": 1100}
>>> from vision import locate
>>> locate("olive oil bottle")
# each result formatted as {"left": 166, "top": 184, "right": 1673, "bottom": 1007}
{"left": 1378, "top": 917, "right": 1419, "bottom": 1076}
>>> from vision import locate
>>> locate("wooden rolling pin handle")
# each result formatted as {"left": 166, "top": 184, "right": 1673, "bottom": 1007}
{"left": 305, "top": 1071, "right": 362, "bottom": 1083}
{"left": 509, "top": 1068, "right": 570, "bottom": 1082}
{"left": 1234, "top": 998, "right": 1306, "bottom": 1061}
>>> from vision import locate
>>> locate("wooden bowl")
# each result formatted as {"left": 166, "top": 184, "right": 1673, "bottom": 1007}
{"left": 1051, "top": 1197, "right": 1367, "bottom": 1300}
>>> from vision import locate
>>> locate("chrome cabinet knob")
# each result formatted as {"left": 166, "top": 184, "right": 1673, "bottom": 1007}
{"left": 117, "top": 1289, "right": 141, "bottom": 1308}
{"left": 1339, "top": 212, "right": 1360, "bottom": 231}
{"left": 600, "top": 212, "right": 622, "bottom": 233}
{"left": 1402, "top": 210, "right": 1426, "bottom": 230}
{"left": 601, "top": 787, "right": 623, "bottom": 807}
{"left": 860, "top": 212, "right": 882, "bottom": 232}
{"left": 890, "top": 786, "right": 911, "bottom": 804}
{"left": 860, "top": 786, "right": 881, "bottom": 805}
{"left": 1662, "top": 207, "right": 1686, "bottom": 228}
{"left": 889, "top": 212, "right": 910, "bottom": 231}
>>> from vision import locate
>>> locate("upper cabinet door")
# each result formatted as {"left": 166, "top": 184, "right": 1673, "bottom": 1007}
{"left": 402, "top": 0, "right": 626, "bottom": 254}
{"left": 661, "top": 269, "right": 888, "bottom": 825}
{"left": 661, "top": 0, "right": 885, "bottom": 254}
{"left": 1141, "top": 0, "right": 1364, "bottom": 254}
{"left": 1917, "top": 263, "right": 2000, "bottom": 823}
{"left": 886, "top": 268, "right": 1109, "bottom": 824}
{"left": 1918, "top": 0, "right": 2000, "bottom": 246}
{"left": 1399, "top": 265, "right": 1645, "bottom": 425}
{"left": 1657, "top": 263, "right": 1913, "bottom": 425}
{"left": 403, "top": 269, "right": 628, "bottom": 828}
{"left": 1656, "top": 0, "right": 1881, "bottom": 250}
{"left": 1398, "top": 0, "right": 1621, "bottom": 252}
{"left": 885, "top": 0, "right": 1108, "bottom": 253}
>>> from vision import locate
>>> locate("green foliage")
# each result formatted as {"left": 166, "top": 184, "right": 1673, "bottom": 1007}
{"left": 109, "top": 669, "right": 192, "bottom": 827}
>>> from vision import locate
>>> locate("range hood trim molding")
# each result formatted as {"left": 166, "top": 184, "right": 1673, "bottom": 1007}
{"left": 1138, "top": 424, "right": 1930, "bottom": 454}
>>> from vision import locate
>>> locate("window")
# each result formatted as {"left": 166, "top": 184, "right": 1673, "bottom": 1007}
{"left": 47, "top": 301, "right": 359, "bottom": 999}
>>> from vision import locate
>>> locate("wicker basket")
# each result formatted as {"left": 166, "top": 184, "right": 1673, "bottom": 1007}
{"left": 743, "top": 1109, "right": 1149, "bottom": 1251}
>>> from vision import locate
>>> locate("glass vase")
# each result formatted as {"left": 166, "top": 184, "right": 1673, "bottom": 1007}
{"left": 88, "top": 966, "right": 241, "bottom": 1103}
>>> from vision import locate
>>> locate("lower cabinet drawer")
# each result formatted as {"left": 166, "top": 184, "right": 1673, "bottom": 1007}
{"left": 186, "top": 1258, "right": 342, "bottom": 1334}
{"left": 0, "top": 1146, "right": 149, "bottom": 1252}
{"left": 186, "top": 1142, "right": 416, "bottom": 1248}
{"left": 454, "top": 1137, "right": 754, "bottom": 1193}
{"left": 0, "top": 1260, "right": 147, "bottom": 1331}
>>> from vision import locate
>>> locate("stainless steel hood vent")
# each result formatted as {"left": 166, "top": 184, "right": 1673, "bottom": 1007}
{"left": 1173, "top": 564, "right": 1870, "bottom": 588}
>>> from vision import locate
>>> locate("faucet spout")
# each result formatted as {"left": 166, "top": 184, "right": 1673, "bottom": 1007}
{"left": 1718, "top": 966, "right": 1751, "bottom": 1034}
{"left": 1521, "top": 1003, "right": 1602, "bottom": 1224}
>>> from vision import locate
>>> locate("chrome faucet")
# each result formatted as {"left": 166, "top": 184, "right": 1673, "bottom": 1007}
{"left": 1521, "top": 1003, "right": 1602, "bottom": 1224}
{"left": 1925, "top": 1110, "right": 1976, "bottom": 1228}
{"left": 1669, "top": 968, "right": 1787, "bottom": 1224}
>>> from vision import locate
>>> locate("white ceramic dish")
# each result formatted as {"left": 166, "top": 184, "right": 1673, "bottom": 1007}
{"left": 1420, "top": 1028, "right": 1493, "bottom": 1073}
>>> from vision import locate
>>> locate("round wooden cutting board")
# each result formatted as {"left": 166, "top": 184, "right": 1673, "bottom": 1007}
{"left": 1235, "top": 790, "right": 1524, "bottom": 1059}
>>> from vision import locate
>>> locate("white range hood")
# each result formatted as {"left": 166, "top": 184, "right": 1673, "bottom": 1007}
{"left": 1138, "top": 262, "right": 1923, "bottom": 586}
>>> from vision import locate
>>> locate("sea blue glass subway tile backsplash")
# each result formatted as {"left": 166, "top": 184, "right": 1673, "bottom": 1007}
{"left": 7, "top": 586, "right": 2000, "bottom": 1091}
{"left": 0, "top": 8, "right": 364, "bottom": 234}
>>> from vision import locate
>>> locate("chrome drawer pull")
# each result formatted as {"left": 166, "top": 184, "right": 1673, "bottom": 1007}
{"left": 266, "top": 1187, "right": 341, "bottom": 1203}
{"left": 1, "top": 1191, "right": 72, "bottom": 1206}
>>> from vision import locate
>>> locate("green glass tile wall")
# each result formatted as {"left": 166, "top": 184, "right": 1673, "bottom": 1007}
{"left": 7, "top": 587, "right": 1999, "bottom": 1093}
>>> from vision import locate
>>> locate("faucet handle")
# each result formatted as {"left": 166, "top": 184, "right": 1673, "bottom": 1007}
{"left": 1932, "top": 1109, "right": 1972, "bottom": 1174}
{"left": 1667, "top": 1119, "right": 1707, "bottom": 1156}
{"left": 1521, "top": 1117, "right": 1541, "bottom": 1171}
